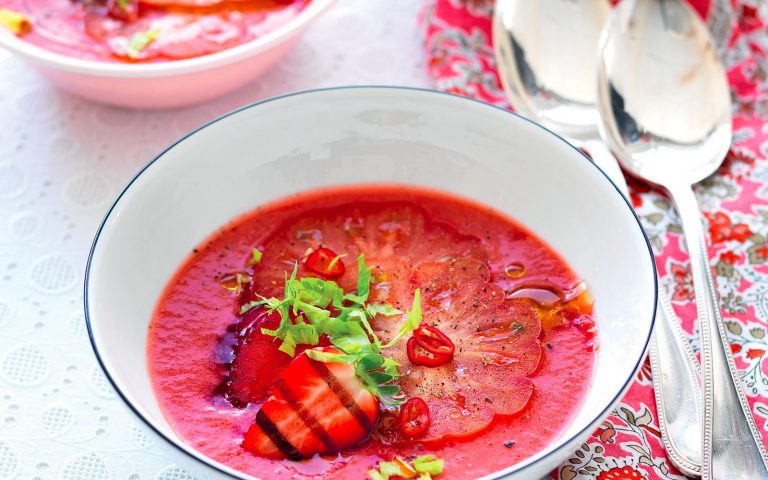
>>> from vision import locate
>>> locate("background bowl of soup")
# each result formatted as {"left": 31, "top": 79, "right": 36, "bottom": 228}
{"left": 0, "top": 0, "right": 335, "bottom": 109}
{"left": 85, "top": 86, "right": 657, "bottom": 479}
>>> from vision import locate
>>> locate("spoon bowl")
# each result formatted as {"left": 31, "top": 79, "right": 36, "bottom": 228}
{"left": 493, "top": 0, "right": 627, "bottom": 193}
{"left": 493, "top": 0, "right": 611, "bottom": 140}
{"left": 597, "top": 0, "right": 732, "bottom": 186}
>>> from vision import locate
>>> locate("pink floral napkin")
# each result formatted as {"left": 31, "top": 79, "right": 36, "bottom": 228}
{"left": 422, "top": 1, "right": 768, "bottom": 479}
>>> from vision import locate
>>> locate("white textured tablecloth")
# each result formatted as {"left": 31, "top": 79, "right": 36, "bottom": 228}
{"left": 0, "top": 2, "right": 430, "bottom": 478}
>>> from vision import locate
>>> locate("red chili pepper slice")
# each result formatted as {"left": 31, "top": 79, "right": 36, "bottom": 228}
{"left": 304, "top": 247, "right": 345, "bottom": 278}
{"left": 399, "top": 397, "right": 430, "bottom": 437}
{"left": 413, "top": 324, "right": 455, "bottom": 357}
{"left": 407, "top": 337, "right": 452, "bottom": 367}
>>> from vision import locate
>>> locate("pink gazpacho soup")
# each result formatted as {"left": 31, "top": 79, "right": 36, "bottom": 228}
{"left": 148, "top": 185, "right": 597, "bottom": 479}
{"left": 0, "top": 0, "right": 307, "bottom": 62}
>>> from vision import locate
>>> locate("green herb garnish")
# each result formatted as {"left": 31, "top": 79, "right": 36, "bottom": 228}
{"left": 247, "top": 248, "right": 263, "bottom": 267}
{"left": 413, "top": 455, "right": 445, "bottom": 475}
{"left": 368, "top": 455, "right": 445, "bottom": 480}
{"left": 126, "top": 28, "right": 160, "bottom": 59}
{"left": 249, "top": 254, "right": 418, "bottom": 404}
{"left": 366, "top": 303, "right": 403, "bottom": 318}
{"left": 327, "top": 253, "right": 347, "bottom": 271}
{"left": 382, "top": 289, "right": 421, "bottom": 348}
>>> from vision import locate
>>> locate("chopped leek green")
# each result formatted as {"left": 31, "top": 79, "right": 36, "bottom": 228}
{"left": 248, "top": 248, "right": 263, "bottom": 267}
{"left": 250, "top": 254, "right": 419, "bottom": 404}
{"left": 126, "top": 28, "right": 160, "bottom": 59}
{"left": 368, "top": 455, "right": 445, "bottom": 480}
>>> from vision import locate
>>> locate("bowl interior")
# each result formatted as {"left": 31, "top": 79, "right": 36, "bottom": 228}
{"left": 86, "top": 87, "right": 655, "bottom": 478}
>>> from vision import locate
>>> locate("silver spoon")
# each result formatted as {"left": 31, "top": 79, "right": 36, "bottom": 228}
{"left": 597, "top": 1, "right": 768, "bottom": 478}
{"left": 492, "top": 0, "right": 627, "bottom": 193}
{"left": 493, "top": 1, "right": 703, "bottom": 474}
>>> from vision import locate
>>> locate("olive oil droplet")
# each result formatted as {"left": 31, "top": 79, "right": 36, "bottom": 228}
{"left": 504, "top": 262, "right": 525, "bottom": 278}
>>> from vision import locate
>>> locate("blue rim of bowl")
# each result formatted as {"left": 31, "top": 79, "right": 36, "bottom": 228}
{"left": 84, "top": 85, "right": 658, "bottom": 480}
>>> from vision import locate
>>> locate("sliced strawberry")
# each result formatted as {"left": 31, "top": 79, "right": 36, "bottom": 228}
{"left": 222, "top": 305, "right": 334, "bottom": 406}
{"left": 222, "top": 307, "right": 289, "bottom": 406}
{"left": 242, "top": 413, "right": 283, "bottom": 458}
{"left": 242, "top": 348, "right": 378, "bottom": 459}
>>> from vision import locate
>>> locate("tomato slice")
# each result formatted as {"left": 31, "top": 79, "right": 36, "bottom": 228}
{"left": 240, "top": 201, "right": 542, "bottom": 442}
{"left": 399, "top": 397, "right": 430, "bottom": 437}
{"left": 380, "top": 297, "right": 541, "bottom": 443}
{"left": 374, "top": 257, "right": 543, "bottom": 443}
{"left": 248, "top": 202, "right": 484, "bottom": 304}
{"left": 304, "top": 247, "right": 345, "bottom": 278}
{"left": 95, "top": 12, "right": 249, "bottom": 60}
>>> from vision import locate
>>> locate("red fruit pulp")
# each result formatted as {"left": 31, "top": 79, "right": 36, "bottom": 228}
{"left": 148, "top": 184, "right": 596, "bottom": 480}
{"left": 2, "top": 0, "right": 308, "bottom": 63}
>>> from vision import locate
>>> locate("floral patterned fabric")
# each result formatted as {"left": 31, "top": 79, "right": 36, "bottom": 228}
{"left": 422, "top": 1, "right": 768, "bottom": 479}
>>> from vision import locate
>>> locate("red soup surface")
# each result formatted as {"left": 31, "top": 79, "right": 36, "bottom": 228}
{"left": 148, "top": 185, "right": 597, "bottom": 479}
{"left": 0, "top": 0, "right": 307, "bottom": 62}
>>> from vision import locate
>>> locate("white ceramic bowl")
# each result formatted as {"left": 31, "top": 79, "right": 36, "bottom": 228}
{"left": 85, "top": 87, "right": 657, "bottom": 479}
{"left": 0, "top": 1, "right": 334, "bottom": 109}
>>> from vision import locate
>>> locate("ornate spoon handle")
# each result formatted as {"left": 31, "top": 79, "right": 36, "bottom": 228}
{"left": 649, "top": 289, "right": 702, "bottom": 476}
{"left": 667, "top": 181, "right": 768, "bottom": 479}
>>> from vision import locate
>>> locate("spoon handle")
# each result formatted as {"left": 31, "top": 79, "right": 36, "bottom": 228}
{"left": 577, "top": 138, "right": 705, "bottom": 473}
{"left": 667, "top": 182, "right": 768, "bottom": 479}
{"left": 649, "top": 289, "right": 702, "bottom": 476}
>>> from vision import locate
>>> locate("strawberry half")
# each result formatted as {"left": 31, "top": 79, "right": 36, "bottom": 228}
{"left": 221, "top": 307, "right": 289, "bottom": 407}
{"left": 242, "top": 347, "right": 378, "bottom": 459}
{"left": 222, "top": 306, "right": 332, "bottom": 407}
